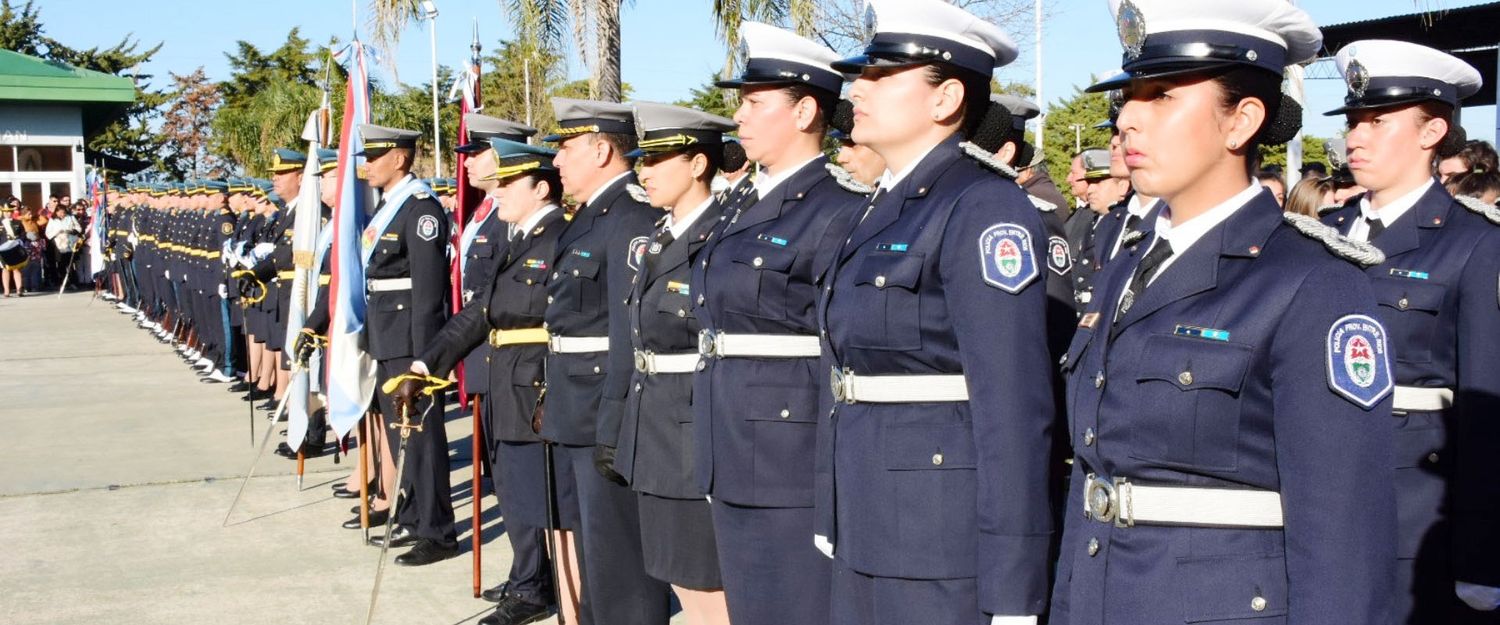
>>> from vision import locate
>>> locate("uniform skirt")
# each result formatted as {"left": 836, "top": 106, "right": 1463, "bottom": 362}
{"left": 638, "top": 492, "right": 722, "bottom": 590}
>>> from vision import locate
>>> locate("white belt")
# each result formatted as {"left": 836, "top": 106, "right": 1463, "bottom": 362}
{"left": 634, "top": 350, "right": 699, "bottom": 375}
{"left": 548, "top": 335, "right": 610, "bottom": 354}
{"left": 367, "top": 277, "right": 412, "bottom": 292}
{"left": 1393, "top": 386, "right": 1453, "bottom": 413}
{"left": 829, "top": 368, "right": 969, "bottom": 404}
{"left": 1083, "top": 474, "right": 1284, "bottom": 528}
{"left": 698, "top": 330, "right": 821, "bottom": 359}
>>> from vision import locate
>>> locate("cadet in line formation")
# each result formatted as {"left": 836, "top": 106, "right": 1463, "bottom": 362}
{"left": 91, "top": 0, "right": 1500, "bottom": 623}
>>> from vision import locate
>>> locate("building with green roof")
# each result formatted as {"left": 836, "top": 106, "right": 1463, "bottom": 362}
{"left": 0, "top": 48, "right": 136, "bottom": 209}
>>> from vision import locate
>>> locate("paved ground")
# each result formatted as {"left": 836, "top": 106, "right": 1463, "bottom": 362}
{"left": 0, "top": 291, "right": 564, "bottom": 625}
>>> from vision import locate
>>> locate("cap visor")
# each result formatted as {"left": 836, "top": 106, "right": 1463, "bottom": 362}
{"left": 1322, "top": 96, "right": 1433, "bottom": 117}
{"left": 1086, "top": 62, "right": 1240, "bottom": 93}
{"left": 713, "top": 77, "right": 747, "bottom": 90}
{"left": 1092, "top": 119, "right": 1116, "bottom": 130}
{"left": 454, "top": 141, "right": 489, "bottom": 154}
{"left": 830, "top": 54, "right": 927, "bottom": 74}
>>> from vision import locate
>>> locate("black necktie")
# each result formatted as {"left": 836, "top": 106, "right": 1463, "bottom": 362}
{"left": 643, "top": 226, "right": 675, "bottom": 276}
{"left": 1115, "top": 240, "right": 1174, "bottom": 325}
{"left": 1364, "top": 216, "right": 1385, "bottom": 242}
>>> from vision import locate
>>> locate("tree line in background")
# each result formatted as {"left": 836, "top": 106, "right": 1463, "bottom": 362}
{"left": 2, "top": 0, "right": 1326, "bottom": 189}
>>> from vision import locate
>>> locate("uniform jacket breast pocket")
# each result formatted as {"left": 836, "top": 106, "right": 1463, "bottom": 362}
{"left": 1132, "top": 334, "right": 1252, "bottom": 471}
{"left": 726, "top": 243, "right": 797, "bottom": 320}
{"left": 848, "top": 252, "right": 924, "bottom": 351}
{"left": 556, "top": 255, "right": 602, "bottom": 311}
{"left": 1175, "top": 553, "right": 1288, "bottom": 623}
{"left": 1371, "top": 277, "right": 1446, "bottom": 364}
{"left": 510, "top": 268, "right": 548, "bottom": 314}
{"left": 655, "top": 288, "right": 695, "bottom": 323}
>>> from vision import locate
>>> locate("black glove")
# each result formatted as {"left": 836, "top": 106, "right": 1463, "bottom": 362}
{"left": 593, "top": 444, "right": 627, "bottom": 486}
{"left": 387, "top": 377, "right": 424, "bottom": 432}
{"left": 236, "top": 276, "right": 256, "bottom": 299}
{"left": 292, "top": 330, "right": 319, "bottom": 368}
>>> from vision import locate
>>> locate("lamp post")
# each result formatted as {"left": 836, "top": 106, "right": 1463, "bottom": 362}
{"left": 1068, "top": 123, "right": 1084, "bottom": 153}
{"left": 421, "top": 1, "right": 442, "bottom": 177}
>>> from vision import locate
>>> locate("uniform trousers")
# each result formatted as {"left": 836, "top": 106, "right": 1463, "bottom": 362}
{"left": 373, "top": 357, "right": 457, "bottom": 544}
{"left": 488, "top": 438, "right": 554, "bottom": 606}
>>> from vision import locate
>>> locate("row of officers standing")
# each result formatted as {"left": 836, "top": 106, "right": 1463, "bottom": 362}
{"left": 120, "top": 0, "right": 1500, "bottom": 622}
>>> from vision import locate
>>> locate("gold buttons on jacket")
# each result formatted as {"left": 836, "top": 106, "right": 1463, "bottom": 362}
{"left": 1178, "top": 371, "right": 1193, "bottom": 386}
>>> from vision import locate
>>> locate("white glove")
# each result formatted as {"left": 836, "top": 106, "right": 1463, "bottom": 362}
{"left": 410, "top": 361, "right": 431, "bottom": 376}
{"left": 991, "top": 617, "right": 1037, "bottom": 625}
{"left": 164, "top": 270, "right": 170, "bottom": 280}
{"left": 1456, "top": 582, "right": 1500, "bottom": 611}
{"left": 813, "top": 534, "right": 834, "bottom": 559}
{"left": 217, "top": 284, "right": 227, "bottom": 299}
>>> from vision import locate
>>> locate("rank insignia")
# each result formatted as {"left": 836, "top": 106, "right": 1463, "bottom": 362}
{"left": 524, "top": 259, "right": 547, "bottom": 270}
{"left": 1174, "top": 324, "right": 1230, "bottom": 342}
{"left": 1389, "top": 268, "right": 1429, "bottom": 280}
{"left": 978, "top": 223, "right": 1038, "bottom": 294}
{"left": 1326, "top": 314, "right": 1393, "bottom": 409}
{"left": 667, "top": 281, "right": 690, "bottom": 296}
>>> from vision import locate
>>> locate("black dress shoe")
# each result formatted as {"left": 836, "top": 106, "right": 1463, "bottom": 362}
{"left": 478, "top": 594, "right": 551, "bottom": 625}
{"left": 481, "top": 582, "right": 512, "bottom": 603}
{"left": 228, "top": 381, "right": 250, "bottom": 393}
{"left": 342, "top": 508, "right": 388, "bottom": 529}
{"left": 256, "top": 399, "right": 277, "bottom": 410}
{"left": 331, "top": 485, "right": 360, "bottom": 499}
{"left": 393, "top": 538, "right": 459, "bottom": 566}
{"left": 367, "top": 525, "right": 418, "bottom": 548}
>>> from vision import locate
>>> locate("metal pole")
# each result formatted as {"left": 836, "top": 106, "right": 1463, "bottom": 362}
{"left": 1034, "top": 0, "right": 1045, "bottom": 153}
{"left": 428, "top": 12, "right": 443, "bottom": 178}
{"left": 523, "top": 57, "right": 533, "bottom": 128}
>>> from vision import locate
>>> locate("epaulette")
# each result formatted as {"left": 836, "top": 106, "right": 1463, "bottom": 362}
{"left": 1316, "top": 204, "right": 1343, "bottom": 216}
{"left": 958, "top": 141, "right": 1019, "bottom": 179}
{"left": 1282, "top": 211, "right": 1386, "bottom": 267}
{"left": 626, "top": 183, "right": 650, "bottom": 204}
{"left": 824, "top": 163, "right": 874, "bottom": 195}
{"left": 1454, "top": 194, "right": 1500, "bottom": 226}
{"left": 1028, "top": 195, "right": 1057, "bottom": 213}
{"left": 414, "top": 191, "right": 431, "bottom": 200}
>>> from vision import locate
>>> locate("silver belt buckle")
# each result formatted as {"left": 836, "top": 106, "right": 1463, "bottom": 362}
{"left": 697, "top": 329, "right": 720, "bottom": 359}
{"left": 1084, "top": 474, "right": 1134, "bottom": 528}
{"left": 634, "top": 350, "right": 652, "bottom": 374}
{"left": 830, "top": 367, "right": 855, "bottom": 404}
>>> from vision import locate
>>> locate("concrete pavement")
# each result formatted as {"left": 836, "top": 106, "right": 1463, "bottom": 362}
{"left": 0, "top": 291, "right": 566, "bottom": 625}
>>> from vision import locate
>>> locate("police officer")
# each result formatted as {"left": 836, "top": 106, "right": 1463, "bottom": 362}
{"left": 540, "top": 98, "right": 672, "bottom": 625}
{"left": 397, "top": 137, "right": 565, "bottom": 625}
{"left": 1321, "top": 40, "right": 1500, "bottom": 622}
{"left": 453, "top": 114, "right": 539, "bottom": 411}
{"left": 1051, "top": 2, "right": 1397, "bottom": 624}
{"left": 693, "top": 23, "right": 863, "bottom": 625}
{"left": 603, "top": 101, "right": 733, "bottom": 624}
{"left": 312, "top": 123, "right": 457, "bottom": 565}
{"left": 1063, "top": 149, "right": 1114, "bottom": 314}
{"left": 819, "top": 1, "right": 1056, "bottom": 622}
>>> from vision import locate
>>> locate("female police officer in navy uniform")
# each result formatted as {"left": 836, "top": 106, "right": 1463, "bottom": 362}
{"left": 690, "top": 22, "right": 865, "bottom": 625}
{"left": 1051, "top": 2, "right": 1398, "bottom": 624}
{"left": 1320, "top": 40, "right": 1500, "bottom": 623}
{"left": 816, "top": 1, "right": 1056, "bottom": 623}
{"left": 611, "top": 101, "right": 735, "bottom": 625}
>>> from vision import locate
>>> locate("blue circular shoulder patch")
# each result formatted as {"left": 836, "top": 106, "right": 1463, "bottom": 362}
{"left": 1326, "top": 314, "right": 1394, "bottom": 409}
{"left": 978, "top": 223, "right": 1039, "bottom": 294}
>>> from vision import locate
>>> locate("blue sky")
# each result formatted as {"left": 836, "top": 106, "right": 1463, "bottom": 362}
{"left": 39, "top": 0, "right": 1497, "bottom": 142}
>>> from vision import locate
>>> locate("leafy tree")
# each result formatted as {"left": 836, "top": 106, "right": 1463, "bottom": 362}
{"left": 676, "top": 73, "right": 738, "bottom": 120}
{"left": 220, "top": 28, "right": 320, "bottom": 107}
{"left": 1258, "top": 135, "right": 1331, "bottom": 174}
{"left": 1040, "top": 84, "right": 1112, "bottom": 205}
{"left": 159, "top": 68, "right": 224, "bottom": 178}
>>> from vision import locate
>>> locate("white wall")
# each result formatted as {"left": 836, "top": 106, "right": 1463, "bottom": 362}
{"left": 0, "top": 104, "right": 85, "bottom": 201}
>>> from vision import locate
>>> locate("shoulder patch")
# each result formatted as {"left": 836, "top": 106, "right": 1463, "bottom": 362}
{"left": 978, "top": 223, "right": 1039, "bottom": 293}
{"left": 416, "top": 214, "right": 440, "bottom": 241}
{"left": 627, "top": 235, "right": 649, "bottom": 271}
{"left": 824, "top": 163, "right": 874, "bottom": 195}
{"left": 1046, "top": 235, "right": 1072, "bottom": 275}
{"left": 1283, "top": 212, "right": 1385, "bottom": 267}
{"left": 1326, "top": 314, "right": 1394, "bottom": 409}
{"left": 1029, "top": 195, "right": 1058, "bottom": 213}
{"left": 1454, "top": 194, "right": 1500, "bottom": 226}
{"left": 958, "top": 141, "right": 1019, "bottom": 179}
{"left": 626, "top": 183, "right": 651, "bottom": 204}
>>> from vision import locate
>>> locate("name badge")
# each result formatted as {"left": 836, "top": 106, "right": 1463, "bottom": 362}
{"left": 1389, "top": 268, "right": 1429, "bottom": 280}
{"left": 1173, "top": 324, "right": 1230, "bottom": 342}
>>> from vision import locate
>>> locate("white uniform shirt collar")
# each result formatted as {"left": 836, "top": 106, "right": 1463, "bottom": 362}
{"left": 753, "top": 154, "right": 821, "bottom": 199}
{"left": 1352, "top": 177, "right": 1434, "bottom": 241}
{"left": 667, "top": 196, "right": 714, "bottom": 238}
{"left": 1127, "top": 193, "right": 1157, "bottom": 218}
{"left": 587, "top": 171, "right": 633, "bottom": 208}
{"left": 879, "top": 142, "right": 943, "bottom": 191}
{"left": 1148, "top": 182, "right": 1263, "bottom": 282}
{"left": 514, "top": 203, "right": 558, "bottom": 238}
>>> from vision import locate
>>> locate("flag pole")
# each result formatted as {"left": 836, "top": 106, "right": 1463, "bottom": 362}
{"left": 423, "top": 1, "right": 443, "bottom": 178}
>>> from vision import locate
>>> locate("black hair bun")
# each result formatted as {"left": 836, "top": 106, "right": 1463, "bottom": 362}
{"left": 1438, "top": 125, "right": 1468, "bottom": 160}
{"left": 721, "top": 140, "right": 748, "bottom": 173}
{"left": 1257, "top": 95, "right": 1303, "bottom": 147}
{"left": 968, "top": 100, "right": 1013, "bottom": 153}
{"left": 831, "top": 99, "right": 856, "bottom": 136}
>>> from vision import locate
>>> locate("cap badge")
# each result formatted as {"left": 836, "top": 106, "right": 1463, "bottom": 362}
{"left": 1117, "top": 0, "right": 1147, "bottom": 60}
{"left": 1346, "top": 58, "right": 1370, "bottom": 99}
{"left": 860, "top": 1, "right": 878, "bottom": 45}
